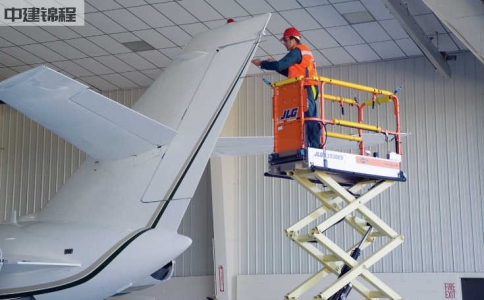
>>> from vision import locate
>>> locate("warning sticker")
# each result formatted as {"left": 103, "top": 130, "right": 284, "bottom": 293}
{"left": 356, "top": 156, "right": 400, "bottom": 170}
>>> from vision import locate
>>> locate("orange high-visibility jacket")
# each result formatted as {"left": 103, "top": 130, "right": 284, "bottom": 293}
{"left": 287, "top": 44, "right": 318, "bottom": 80}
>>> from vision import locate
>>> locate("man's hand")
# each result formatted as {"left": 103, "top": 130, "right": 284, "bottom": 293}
{"left": 265, "top": 58, "right": 275, "bottom": 62}
{"left": 251, "top": 59, "right": 262, "bottom": 67}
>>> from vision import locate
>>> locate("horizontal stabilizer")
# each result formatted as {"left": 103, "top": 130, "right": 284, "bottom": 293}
{"left": 213, "top": 133, "right": 409, "bottom": 157}
{"left": 213, "top": 136, "right": 273, "bottom": 157}
{"left": 0, "top": 66, "right": 177, "bottom": 160}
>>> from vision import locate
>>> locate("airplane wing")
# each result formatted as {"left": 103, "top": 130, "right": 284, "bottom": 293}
{"left": 0, "top": 66, "right": 177, "bottom": 161}
{"left": 212, "top": 133, "right": 409, "bottom": 157}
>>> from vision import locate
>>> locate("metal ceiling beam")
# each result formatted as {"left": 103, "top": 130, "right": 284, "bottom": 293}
{"left": 421, "top": 0, "right": 484, "bottom": 66}
{"left": 380, "top": 0, "right": 452, "bottom": 78}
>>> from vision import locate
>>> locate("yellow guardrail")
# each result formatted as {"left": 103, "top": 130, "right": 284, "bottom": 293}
{"left": 271, "top": 76, "right": 393, "bottom": 96}
{"left": 272, "top": 76, "right": 304, "bottom": 87}
{"left": 314, "top": 76, "right": 393, "bottom": 96}
{"left": 324, "top": 95, "right": 358, "bottom": 105}
{"left": 363, "top": 96, "right": 392, "bottom": 106}
{"left": 325, "top": 131, "right": 362, "bottom": 142}
{"left": 332, "top": 119, "right": 382, "bottom": 132}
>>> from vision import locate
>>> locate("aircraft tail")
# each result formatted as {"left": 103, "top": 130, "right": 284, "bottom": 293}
{"left": 0, "top": 15, "right": 271, "bottom": 299}
{"left": 137, "top": 14, "right": 271, "bottom": 231}
{"left": 15, "top": 14, "right": 272, "bottom": 233}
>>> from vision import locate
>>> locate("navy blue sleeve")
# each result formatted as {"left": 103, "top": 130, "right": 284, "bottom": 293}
{"left": 260, "top": 48, "right": 302, "bottom": 77}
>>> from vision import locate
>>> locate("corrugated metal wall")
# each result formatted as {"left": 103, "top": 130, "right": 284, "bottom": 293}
{"left": 0, "top": 106, "right": 87, "bottom": 220}
{"left": 0, "top": 87, "right": 214, "bottom": 277}
{"left": 235, "top": 52, "right": 484, "bottom": 274}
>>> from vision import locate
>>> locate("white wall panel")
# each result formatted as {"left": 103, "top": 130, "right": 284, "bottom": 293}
{"left": 0, "top": 86, "right": 214, "bottom": 277}
{"left": 237, "top": 273, "right": 484, "bottom": 300}
{"left": 235, "top": 52, "right": 484, "bottom": 274}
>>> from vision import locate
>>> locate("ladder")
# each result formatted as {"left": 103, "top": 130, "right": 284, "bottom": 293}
{"left": 265, "top": 76, "right": 406, "bottom": 300}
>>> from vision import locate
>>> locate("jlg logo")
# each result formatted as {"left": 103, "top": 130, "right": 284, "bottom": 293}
{"left": 280, "top": 107, "right": 298, "bottom": 120}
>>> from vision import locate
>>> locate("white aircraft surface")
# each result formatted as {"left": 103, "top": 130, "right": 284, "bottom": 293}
{"left": 0, "top": 14, "right": 271, "bottom": 300}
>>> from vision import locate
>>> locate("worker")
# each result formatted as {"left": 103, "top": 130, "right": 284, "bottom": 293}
{"left": 252, "top": 27, "right": 321, "bottom": 148}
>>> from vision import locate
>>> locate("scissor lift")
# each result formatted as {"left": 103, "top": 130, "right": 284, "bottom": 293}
{"left": 265, "top": 76, "right": 406, "bottom": 300}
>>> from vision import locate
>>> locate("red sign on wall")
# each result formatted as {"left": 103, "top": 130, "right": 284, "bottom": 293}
{"left": 444, "top": 283, "right": 456, "bottom": 298}
{"left": 218, "top": 265, "right": 225, "bottom": 293}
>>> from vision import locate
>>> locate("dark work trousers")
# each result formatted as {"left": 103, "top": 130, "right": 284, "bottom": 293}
{"left": 304, "top": 85, "right": 321, "bottom": 148}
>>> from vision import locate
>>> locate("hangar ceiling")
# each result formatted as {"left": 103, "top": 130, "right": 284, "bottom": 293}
{"left": 0, "top": 0, "right": 470, "bottom": 91}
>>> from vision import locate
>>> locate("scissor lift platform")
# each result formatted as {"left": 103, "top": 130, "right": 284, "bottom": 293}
{"left": 265, "top": 75, "right": 406, "bottom": 300}
{"left": 266, "top": 147, "right": 406, "bottom": 186}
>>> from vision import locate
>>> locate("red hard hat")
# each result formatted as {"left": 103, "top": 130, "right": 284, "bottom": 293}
{"left": 281, "top": 27, "right": 301, "bottom": 41}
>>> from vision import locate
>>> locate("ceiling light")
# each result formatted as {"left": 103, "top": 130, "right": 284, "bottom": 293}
{"left": 342, "top": 11, "right": 375, "bottom": 25}
{"left": 122, "top": 41, "right": 156, "bottom": 52}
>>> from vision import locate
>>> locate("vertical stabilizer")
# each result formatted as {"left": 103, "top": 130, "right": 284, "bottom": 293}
{"left": 138, "top": 14, "right": 272, "bottom": 231}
